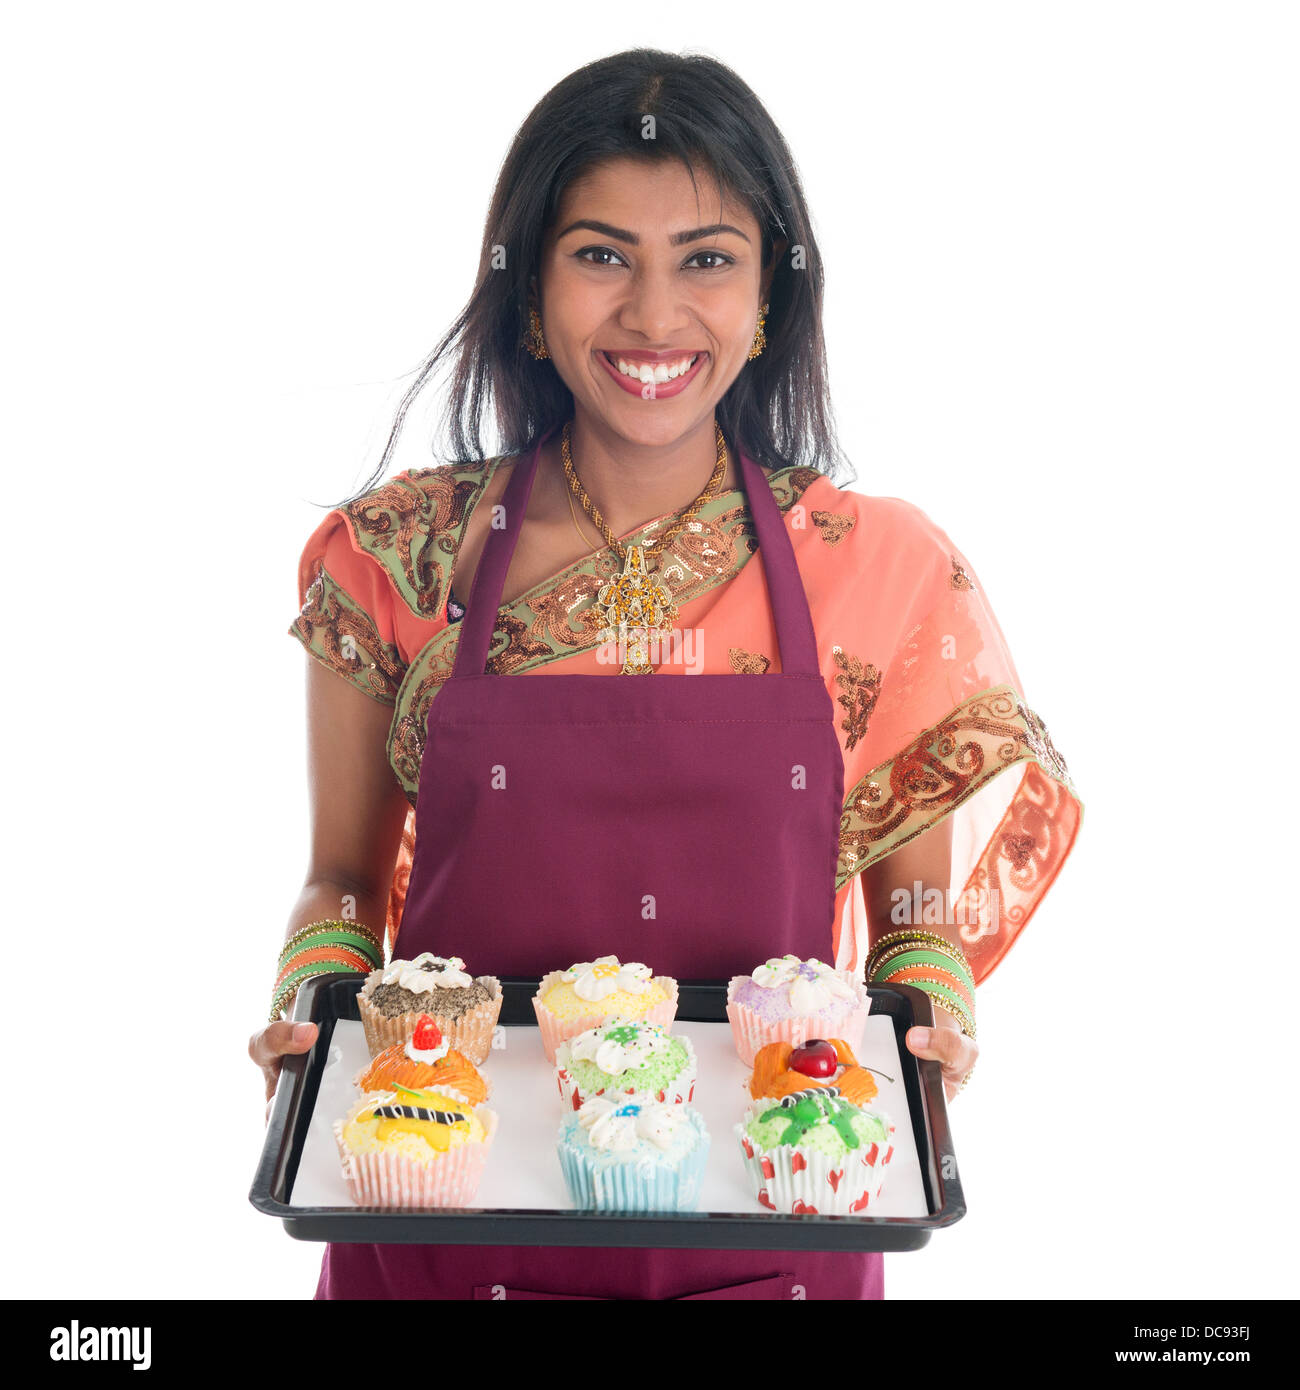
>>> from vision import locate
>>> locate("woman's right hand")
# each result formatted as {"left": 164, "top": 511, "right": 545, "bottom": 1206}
{"left": 249, "top": 1020, "right": 319, "bottom": 1122}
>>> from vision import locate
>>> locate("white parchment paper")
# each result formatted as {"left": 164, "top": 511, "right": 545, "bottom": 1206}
{"left": 288, "top": 1014, "right": 931, "bottom": 1219}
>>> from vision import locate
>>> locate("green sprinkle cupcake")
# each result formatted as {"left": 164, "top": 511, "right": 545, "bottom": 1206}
{"left": 736, "top": 1086, "right": 896, "bottom": 1216}
{"left": 554, "top": 1018, "right": 697, "bottom": 1111}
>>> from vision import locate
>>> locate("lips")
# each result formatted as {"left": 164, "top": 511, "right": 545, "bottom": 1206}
{"left": 596, "top": 349, "right": 708, "bottom": 399}
{"left": 602, "top": 351, "right": 703, "bottom": 384}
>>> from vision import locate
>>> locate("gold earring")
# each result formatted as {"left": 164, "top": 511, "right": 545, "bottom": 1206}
{"left": 524, "top": 304, "right": 549, "bottom": 360}
{"left": 747, "top": 302, "right": 769, "bottom": 361}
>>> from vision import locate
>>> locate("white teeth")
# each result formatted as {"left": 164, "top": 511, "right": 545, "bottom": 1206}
{"left": 613, "top": 353, "right": 699, "bottom": 382}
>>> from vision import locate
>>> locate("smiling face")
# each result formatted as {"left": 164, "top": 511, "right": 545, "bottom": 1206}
{"left": 534, "top": 156, "right": 777, "bottom": 448}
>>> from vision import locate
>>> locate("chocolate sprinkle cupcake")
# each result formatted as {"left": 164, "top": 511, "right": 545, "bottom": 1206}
{"left": 366, "top": 979, "right": 494, "bottom": 1020}
{"left": 357, "top": 953, "right": 502, "bottom": 1064}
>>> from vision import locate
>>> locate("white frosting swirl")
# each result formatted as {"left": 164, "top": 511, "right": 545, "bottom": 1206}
{"left": 403, "top": 1035, "right": 450, "bottom": 1065}
{"left": 562, "top": 955, "right": 653, "bottom": 1002}
{"left": 578, "top": 1095, "right": 683, "bottom": 1152}
{"left": 569, "top": 1020, "right": 670, "bottom": 1075}
{"left": 749, "top": 955, "right": 855, "bottom": 1014}
{"left": 382, "top": 953, "right": 473, "bottom": 992}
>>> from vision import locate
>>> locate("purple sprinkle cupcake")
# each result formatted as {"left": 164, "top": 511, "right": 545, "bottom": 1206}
{"left": 726, "top": 955, "right": 868, "bottom": 1065}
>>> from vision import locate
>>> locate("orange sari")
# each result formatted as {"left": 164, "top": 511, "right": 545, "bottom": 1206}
{"left": 290, "top": 454, "right": 1082, "bottom": 983}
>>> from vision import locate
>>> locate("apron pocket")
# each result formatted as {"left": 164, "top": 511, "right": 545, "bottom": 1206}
{"left": 472, "top": 1285, "right": 606, "bottom": 1300}
{"left": 674, "top": 1273, "right": 796, "bottom": 1300}
{"left": 472, "top": 1273, "right": 796, "bottom": 1301}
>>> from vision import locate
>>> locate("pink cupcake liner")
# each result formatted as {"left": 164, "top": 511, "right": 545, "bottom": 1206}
{"left": 334, "top": 1106, "right": 498, "bottom": 1208}
{"left": 725, "top": 971, "right": 868, "bottom": 1067}
{"left": 532, "top": 972, "right": 679, "bottom": 1064}
{"left": 356, "top": 973, "right": 503, "bottom": 1065}
{"left": 735, "top": 1115, "right": 896, "bottom": 1216}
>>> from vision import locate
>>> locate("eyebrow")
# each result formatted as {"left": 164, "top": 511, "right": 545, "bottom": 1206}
{"left": 555, "top": 219, "right": 751, "bottom": 247}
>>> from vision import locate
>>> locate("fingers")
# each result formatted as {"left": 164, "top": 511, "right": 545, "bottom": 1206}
{"left": 906, "top": 1025, "right": 976, "bottom": 1074}
{"left": 248, "top": 1020, "right": 318, "bottom": 1070}
{"left": 907, "top": 1025, "right": 979, "bottom": 1102}
{"left": 250, "top": 1021, "right": 319, "bottom": 1106}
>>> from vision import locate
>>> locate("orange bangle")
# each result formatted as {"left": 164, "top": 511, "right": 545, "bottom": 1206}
{"left": 878, "top": 963, "right": 975, "bottom": 1013}
{"left": 274, "top": 944, "right": 375, "bottom": 992}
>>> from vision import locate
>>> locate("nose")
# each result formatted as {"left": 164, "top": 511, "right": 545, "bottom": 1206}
{"left": 616, "top": 270, "right": 691, "bottom": 343}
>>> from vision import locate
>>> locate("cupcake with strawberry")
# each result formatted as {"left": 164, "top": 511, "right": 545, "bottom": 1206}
{"left": 726, "top": 954, "right": 868, "bottom": 1065}
{"left": 554, "top": 1019, "right": 696, "bottom": 1111}
{"left": 736, "top": 1086, "right": 895, "bottom": 1216}
{"left": 355, "top": 1013, "right": 490, "bottom": 1105}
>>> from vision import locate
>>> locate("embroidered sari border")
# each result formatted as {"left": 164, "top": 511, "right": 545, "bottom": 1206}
{"left": 836, "top": 683, "right": 1078, "bottom": 886}
{"left": 289, "top": 563, "right": 405, "bottom": 706}
{"left": 836, "top": 683, "right": 1082, "bottom": 984}
{"left": 953, "top": 759, "right": 1084, "bottom": 983}
{"left": 340, "top": 462, "right": 498, "bottom": 620}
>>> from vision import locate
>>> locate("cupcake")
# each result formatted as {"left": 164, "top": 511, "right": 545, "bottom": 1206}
{"left": 357, "top": 953, "right": 502, "bottom": 1064}
{"left": 557, "top": 1094, "right": 710, "bottom": 1212}
{"left": 532, "top": 955, "right": 678, "bottom": 1064}
{"left": 726, "top": 955, "right": 868, "bottom": 1065}
{"left": 554, "top": 1019, "right": 697, "bottom": 1111}
{"left": 334, "top": 1084, "right": 498, "bottom": 1208}
{"left": 355, "top": 1013, "right": 490, "bottom": 1105}
{"left": 748, "top": 1037, "right": 879, "bottom": 1107}
{"left": 735, "top": 1086, "right": 895, "bottom": 1216}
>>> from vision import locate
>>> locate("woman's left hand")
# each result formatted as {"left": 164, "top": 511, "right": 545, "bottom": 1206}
{"left": 906, "top": 1005, "right": 978, "bottom": 1101}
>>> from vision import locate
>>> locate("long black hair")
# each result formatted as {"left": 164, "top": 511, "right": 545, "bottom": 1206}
{"left": 336, "top": 47, "right": 851, "bottom": 507}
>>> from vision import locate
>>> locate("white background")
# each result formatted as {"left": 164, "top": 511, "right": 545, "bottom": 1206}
{"left": 3, "top": 1, "right": 1296, "bottom": 1300}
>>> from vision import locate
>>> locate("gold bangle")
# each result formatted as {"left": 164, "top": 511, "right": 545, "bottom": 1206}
{"left": 908, "top": 979, "right": 977, "bottom": 1040}
{"left": 958, "top": 1062, "right": 976, "bottom": 1093}
{"left": 866, "top": 929, "right": 971, "bottom": 975}
{"left": 278, "top": 919, "right": 383, "bottom": 961}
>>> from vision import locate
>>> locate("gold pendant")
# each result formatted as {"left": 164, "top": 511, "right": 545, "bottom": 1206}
{"left": 595, "top": 545, "right": 679, "bottom": 675}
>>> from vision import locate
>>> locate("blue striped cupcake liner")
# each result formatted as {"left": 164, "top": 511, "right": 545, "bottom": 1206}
{"left": 557, "top": 1112, "right": 710, "bottom": 1212}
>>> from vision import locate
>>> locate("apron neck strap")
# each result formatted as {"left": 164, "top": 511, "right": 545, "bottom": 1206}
{"left": 453, "top": 419, "right": 821, "bottom": 677}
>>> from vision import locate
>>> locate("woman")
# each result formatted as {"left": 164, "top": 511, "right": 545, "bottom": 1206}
{"left": 250, "top": 48, "right": 1082, "bottom": 1300}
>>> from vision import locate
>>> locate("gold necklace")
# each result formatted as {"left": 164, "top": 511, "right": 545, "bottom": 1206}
{"left": 565, "top": 478, "right": 601, "bottom": 554}
{"left": 561, "top": 419, "right": 728, "bottom": 675}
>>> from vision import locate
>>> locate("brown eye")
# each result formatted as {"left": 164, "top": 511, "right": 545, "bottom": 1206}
{"left": 576, "top": 246, "right": 626, "bottom": 267}
{"left": 685, "top": 251, "right": 733, "bottom": 270}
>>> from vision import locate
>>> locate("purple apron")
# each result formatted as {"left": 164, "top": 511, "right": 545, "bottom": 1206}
{"left": 317, "top": 422, "right": 883, "bottom": 1300}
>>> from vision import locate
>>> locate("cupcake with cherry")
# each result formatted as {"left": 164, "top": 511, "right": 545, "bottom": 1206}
{"left": 748, "top": 1036, "right": 879, "bottom": 1108}
{"left": 554, "top": 1019, "right": 696, "bottom": 1111}
{"left": 726, "top": 954, "right": 868, "bottom": 1065}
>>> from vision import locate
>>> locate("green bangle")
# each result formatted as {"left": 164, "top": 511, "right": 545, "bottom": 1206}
{"left": 268, "top": 959, "right": 366, "bottom": 1023}
{"left": 909, "top": 978, "right": 977, "bottom": 1038}
{"left": 277, "top": 927, "right": 382, "bottom": 971}
{"left": 866, "top": 928, "right": 972, "bottom": 968}
{"left": 870, "top": 948, "right": 975, "bottom": 992}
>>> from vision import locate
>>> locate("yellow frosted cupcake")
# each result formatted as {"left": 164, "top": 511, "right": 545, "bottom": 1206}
{"left": 333, "top": 1084, "right": 498, "bottom": 1208}
{"left": 532, "top": 955, "right": 678, "bottom": 1063}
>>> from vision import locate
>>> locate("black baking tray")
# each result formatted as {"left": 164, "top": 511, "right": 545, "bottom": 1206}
{"left": 249, "top": 976, "right": 965, "bottom": 1251}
